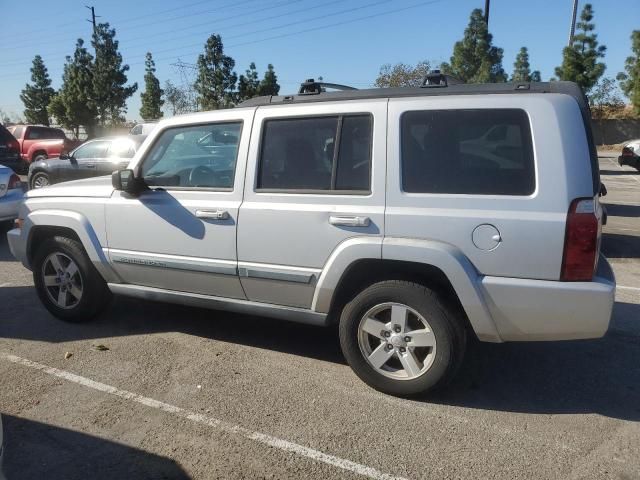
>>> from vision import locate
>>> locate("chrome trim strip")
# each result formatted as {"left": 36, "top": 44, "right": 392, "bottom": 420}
{"left": 107, "top": 283, "right": 329, "bottom": 327}
{"left": 106, "top": 249, "right": 237, "bottom": 276}
{"left": 238, "top": 262, "right": 320, "bottom": 284}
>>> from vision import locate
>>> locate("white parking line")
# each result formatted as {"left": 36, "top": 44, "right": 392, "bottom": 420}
{"left": 0, "top": 352, "right": 409, "bottom": 480}
{"left": 618, "top": 285, "right": 640, "bottom": 292}
{"left": 605, "top": 158, "right": 640, "bottom": 185}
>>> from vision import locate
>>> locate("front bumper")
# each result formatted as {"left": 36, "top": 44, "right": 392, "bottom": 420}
{"left": 0, "top": 189, "right": 23, "bottom": 222}
{"left": 481, "top": 255, "right": 615, "bottom": 341}
{"left": 618, "top": 154, "right": 639, "bottom": 169}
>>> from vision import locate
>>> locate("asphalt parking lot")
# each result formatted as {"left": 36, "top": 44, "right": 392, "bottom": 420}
{"left": 0, "top": 155, "right": 638, "bottom": 480}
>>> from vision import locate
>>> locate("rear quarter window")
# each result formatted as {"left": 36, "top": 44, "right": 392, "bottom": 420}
{"left": 401, "top": 109, "right": 535, "bottom": 196}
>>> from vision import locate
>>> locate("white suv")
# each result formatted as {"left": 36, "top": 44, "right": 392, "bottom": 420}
{"left": 8, "top": 78, "right": 615, "bottom": 396}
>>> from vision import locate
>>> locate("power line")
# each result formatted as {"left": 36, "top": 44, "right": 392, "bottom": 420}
{"left": 2, "top": 0, "right": 306, "bottom": 63}
{"left": 0, "top": 0, "right": 445, "bottom": 80}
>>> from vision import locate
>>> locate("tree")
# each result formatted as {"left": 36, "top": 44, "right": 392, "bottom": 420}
{"left": 194, "top": 34, "right": 237, "bottom": 110}
{"left": 555, "top": 4, "right": 606, "bottom": 94}
{"left": 511, "top": 47, "right": 541, "bottom": 82}
{"left": 440, "top": 8, "right": 506, "bottom": 83}
{"left": 20, "top": 55, "right": 55, "bottom": 125}
{"left": 92, "top": 23, "right": 137, "bottom": 125}
{"left": 375, "top": 61, "right": 431, "bottom": 87}
{"left": 237, "top": 62, "right": 260, "bottom": 102}
{"left": 48, "top": 39, "right": 97, "bottom": 138}
{"left": 139, "top": 52, "right": 164, "bottom": 121}
{"left": 257, "top": 64, "right": 280, "bottom": 96}
{"left": 617, "top": 30, "right": 640, "bottom": 116}
{"left": 590, "top": 78, "right": 624, "bottom": 118}
{"left": 163, "top": 80, "right": 189, "bottom": 115}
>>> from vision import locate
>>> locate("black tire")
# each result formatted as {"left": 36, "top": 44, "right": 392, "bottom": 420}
{"left": 33, "top": 236, "right": 112, "bottom": 322}
{"left": 30, "top": 171, "right": 50, "bottom": 190}
{"left": 33, "top": 153, "right": 47, "bottom": 163}
{"left": 339, "top": 280, "right": 467, "bottom": 397}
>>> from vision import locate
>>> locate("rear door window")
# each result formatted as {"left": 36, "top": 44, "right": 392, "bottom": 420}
{"left": 401, "top": 109, "right": 535, "bottom": 195}
{"left": 26, "top": 127, "right": 65, "bottom": 140}
{"left": 257, "top": 114, "right": 372, "bottom": 192}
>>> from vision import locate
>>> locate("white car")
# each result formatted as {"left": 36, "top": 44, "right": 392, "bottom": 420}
{"left": 618, "top": 139, "right": 640, "bottom": 171}
{"left": 0, "top": 164, "right": 23, "bottom": 230}
{"left": 7, "top": 78, "right": 615, "bottom": 396}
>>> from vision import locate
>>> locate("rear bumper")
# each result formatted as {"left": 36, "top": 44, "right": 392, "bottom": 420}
{"left": 481, "top": 256, "right": 615, "bottom": 341}
{"left": 7, "top": 228, "right": 28, "bottom": 269}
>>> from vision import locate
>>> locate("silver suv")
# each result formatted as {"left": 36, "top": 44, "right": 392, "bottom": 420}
{"left": 8, "top": 79, "right": 615, "bottom": 396}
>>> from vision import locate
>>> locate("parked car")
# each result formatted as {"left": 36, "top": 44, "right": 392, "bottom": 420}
{"left": 28, "top": 135, "right": 146, "bottom": 190}
{"left": 0, "top": 125, "right": 22, "bottom": 173}
{"left": 0, "top": 414, "right": 4, "bottom": 480}
{"left": 7, "top": 125, "right": 82, "bottom": 172}
{"left": 7, "top": 78, "right": 615, "bottom": 397}
{"left": 0, "top": 164, "right": 23, "bottom": 231}
{"left": 618, "top": 139, "right": 640, "bottom": 171}
{"left": 129, "top": 122, "right": 157, "bottom": 135}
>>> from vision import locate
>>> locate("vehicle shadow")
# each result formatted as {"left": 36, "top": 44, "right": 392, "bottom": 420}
{"left": 600, "top": 169, "right": 639, "bottom": 176}
{"left": 1, "top": 285, "right": 638, "bottom": 421}
{"left": 601, "top": 232, "right": 640, "bottom": 259}
{"left": 1, "top": 414, "right": 190, "bottom": 479}
{"left": 602, "top": 203, "right": 640, "bottom": 218}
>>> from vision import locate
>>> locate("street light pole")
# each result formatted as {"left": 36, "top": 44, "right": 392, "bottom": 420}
{"left": 484, "top": 0, "right": 490, "bottom": 25}
{"left": 568, "top": 0, "right": 579, "bottom": 45}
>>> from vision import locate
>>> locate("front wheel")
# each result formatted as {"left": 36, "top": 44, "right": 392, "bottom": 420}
{"left": 30, "top": 171, "right": 50, "bottom": 189}
{"left": 339, "top": 280, "right": 466, "bottom": 396}
{"left": 33, "top": 236, "right": 112, "bottom": 322}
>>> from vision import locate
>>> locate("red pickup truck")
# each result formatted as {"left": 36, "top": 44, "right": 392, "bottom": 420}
{"left": 6, "top": 125, "right": 82, "bottom": 172}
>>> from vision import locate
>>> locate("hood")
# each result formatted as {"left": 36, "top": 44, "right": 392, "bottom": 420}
{"left": 26, "top": 175, "right": 114, "bottom": 199}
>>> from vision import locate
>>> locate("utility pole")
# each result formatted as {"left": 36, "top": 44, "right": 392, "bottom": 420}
{"left": 85, "top": 5, "right": 99, "bottom": 36}
{"left": 484, "top": 0, "right": 490, "bottom": 25}
{"left": 568, "top": 0, "right": 579, "bottom": 46}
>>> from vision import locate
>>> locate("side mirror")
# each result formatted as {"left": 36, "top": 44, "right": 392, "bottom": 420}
{"left": 59, "top": 153, "right": 69, "bottom": 160}
{"left": 112, "top": 169, "right": 143, "bottom": 195}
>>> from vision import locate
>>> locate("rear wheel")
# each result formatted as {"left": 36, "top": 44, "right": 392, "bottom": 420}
{"left": 339, "top": 280, "right": 466, "bottom": 396}
{"left": 33, "top": 236, "right": 112, "bottom": 322}
{"left": 33, "top": 153, "right": 47, "bottom": 163}
{"left": 30, "top": 171, "right": 50, "bottom": 189}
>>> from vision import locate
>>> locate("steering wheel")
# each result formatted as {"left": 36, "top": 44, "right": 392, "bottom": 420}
{"left": 188, "top": 165, "right": 215, "bottom": 187}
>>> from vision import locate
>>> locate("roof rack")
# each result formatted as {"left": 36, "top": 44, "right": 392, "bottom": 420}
{"left": 421, "top": 69, "right": 463, "bottom": 88}
{"left": 298, "top": 78, "right": 358, "bottom": 95}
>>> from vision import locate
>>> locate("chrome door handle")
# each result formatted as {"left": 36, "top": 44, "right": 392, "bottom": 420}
{"left": 329, "top": 215, "right": 370, "bottom": 227}
{"left": 195, "top": 209, "right": 230, "bottom": 220}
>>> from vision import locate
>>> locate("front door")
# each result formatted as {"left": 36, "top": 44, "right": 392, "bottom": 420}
{"left": 66, "top": 139, "right": 110, "bottom": 181}
{"left": 237, "top": 100, "right": 387, "bottom": 308}
{"left": 105, "top": 111, "right": 253, "bottom": 298}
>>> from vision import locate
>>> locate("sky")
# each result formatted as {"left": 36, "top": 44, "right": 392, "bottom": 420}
{"left": 0, "top": 0, "right": 638, "bottom": 122}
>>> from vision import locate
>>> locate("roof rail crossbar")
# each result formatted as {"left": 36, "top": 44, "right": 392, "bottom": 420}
{"left": 298, "top": 78, "right": 358, "bottom": 95}
{"left": 421, "top": 70, "right": 463, "bottom": 88}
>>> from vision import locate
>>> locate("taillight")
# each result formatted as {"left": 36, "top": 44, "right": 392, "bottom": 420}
{"left": 7, "top": 139, "right": 19, "bottom": 153}
{"left": 8, "top": 173, "right": 21, "bottom": 190}
{"left": 561, "top": 198, "right": 599, "bottom": 281}
{"left": 621, "top": 147, "right": 634, "bottom": 157}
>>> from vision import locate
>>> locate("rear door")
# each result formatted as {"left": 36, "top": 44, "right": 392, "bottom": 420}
{"left": 237, "top": 100, "right": 386, "bottom": 308}
{"left": 98, "top": 138, "right": 137, "bottom": 176}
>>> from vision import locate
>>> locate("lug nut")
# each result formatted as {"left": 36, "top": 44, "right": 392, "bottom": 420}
{"left": 399, "top": 347, "right": 406, "bottom": 353}
{"left": 404, "top": 336, "right": 411, "bottom": 342}
{"left": 381, "top": 330, "right": 390, "bottom": 338}
{"left": 386, "top": 344, "right": 394, "bottom": 351}
{"left": 394, "top": 325, "right": 401, "bottom": 333}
